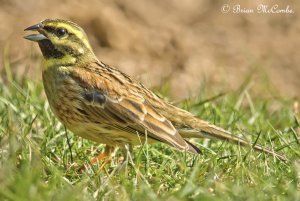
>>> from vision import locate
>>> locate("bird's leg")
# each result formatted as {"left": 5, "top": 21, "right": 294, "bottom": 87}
{"left": 119, "top": 144, "right": 133, "bottom": 164}
{"left": 79, "top": 145, "right": 115, "bottom": 173}
{"left": 90, "top": 145, "right": 115, "bottom": 164}
{"left": 113, "top": 144, "right": 134, "bottom": 173}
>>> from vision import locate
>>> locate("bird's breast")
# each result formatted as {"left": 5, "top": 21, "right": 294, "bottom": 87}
{"left": 42, "top": 67, "right": 86, "bottom": 126}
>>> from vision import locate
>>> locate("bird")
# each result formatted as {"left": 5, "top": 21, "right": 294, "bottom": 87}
{"left": 24, "top": 19, "right": 287, "bottom": 162}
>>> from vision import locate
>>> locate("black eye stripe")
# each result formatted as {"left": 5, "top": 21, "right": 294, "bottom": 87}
{"left": 44, "top": 26, "right": 56, "bottom": 33}
{"left": 44, "top": 26, "right": 69, "bottom": 37}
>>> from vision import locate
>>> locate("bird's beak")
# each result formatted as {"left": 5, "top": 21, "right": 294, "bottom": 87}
{"left": 24, "top": 23, "right": 48, "bottom": 41}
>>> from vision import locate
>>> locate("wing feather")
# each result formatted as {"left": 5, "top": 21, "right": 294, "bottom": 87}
{"left": 69, "top": 65, "right": 200, "bottom": 153}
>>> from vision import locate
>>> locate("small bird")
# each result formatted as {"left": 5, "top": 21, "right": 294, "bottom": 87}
{"left": 24, "top": 19, "right": 286, "bottom": 162}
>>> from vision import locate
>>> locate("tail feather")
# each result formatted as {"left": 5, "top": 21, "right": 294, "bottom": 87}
{"left": 179, "top": 119, "right": 287, "bottom": 161}
{"left": 185, "top": 140, "right": 202, "bottom": 154}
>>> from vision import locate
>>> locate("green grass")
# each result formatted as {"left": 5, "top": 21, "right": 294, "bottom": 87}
{"left": 0, "top": 74, "right": 299, "bottom": 201}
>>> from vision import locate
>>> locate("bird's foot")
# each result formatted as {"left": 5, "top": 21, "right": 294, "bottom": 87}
{"left": 78, "top": 146, "right": 115, "bottom": 173}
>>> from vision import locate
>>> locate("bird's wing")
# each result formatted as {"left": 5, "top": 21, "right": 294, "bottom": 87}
{"left": 69, "top": 65, "right": 200, "bottom": 154}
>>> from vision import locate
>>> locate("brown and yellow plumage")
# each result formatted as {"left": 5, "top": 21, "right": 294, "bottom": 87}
{"left": 24, "top": 19, "right": 287, "bottom": 161}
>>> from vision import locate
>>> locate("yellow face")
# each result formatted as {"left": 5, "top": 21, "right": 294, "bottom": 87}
{"left": 24, "top": 19, "right": 93, "bottom": 59}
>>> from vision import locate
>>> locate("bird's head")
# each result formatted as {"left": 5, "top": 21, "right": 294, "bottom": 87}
{"left": 24, "top": 19, "right": 95, "bottom": 64}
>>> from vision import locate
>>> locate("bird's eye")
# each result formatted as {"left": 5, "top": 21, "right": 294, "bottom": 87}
{"left": 56, "top": 28, "right": 67, "bottom": 37}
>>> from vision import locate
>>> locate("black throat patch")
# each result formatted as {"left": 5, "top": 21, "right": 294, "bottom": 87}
{"left": 38, "top": 40, "right": 64, "bottom": 58}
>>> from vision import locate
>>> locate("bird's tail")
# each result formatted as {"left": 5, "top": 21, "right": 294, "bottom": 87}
{"left": 179, "top": 118, "right": 287, "bottom": 161}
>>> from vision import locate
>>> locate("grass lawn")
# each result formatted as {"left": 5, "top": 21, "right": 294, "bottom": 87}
{"left": 0, "top": 73, "right": 299, "bottom": 201}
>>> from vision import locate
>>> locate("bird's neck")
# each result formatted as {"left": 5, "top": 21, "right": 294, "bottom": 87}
{"left": 38, "top": 39, "right": 97, "bottom": 70}
{"left": 42, "top": 51, "right": 97, "bottom": 70}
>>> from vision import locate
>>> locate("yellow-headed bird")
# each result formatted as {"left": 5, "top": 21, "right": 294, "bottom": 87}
{"left": 24, "top": 19, "right": 286, "bottom": 161}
